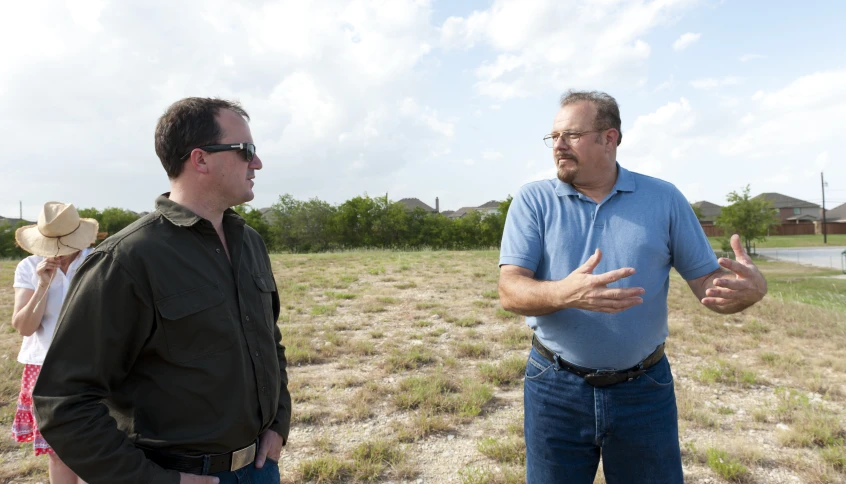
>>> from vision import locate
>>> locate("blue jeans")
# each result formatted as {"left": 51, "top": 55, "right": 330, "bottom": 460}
{"left": 210, "top": 459, "right": 280, "bottom": 484}
{"left": 524, "top": 347, "right": 683, "bottom": 484}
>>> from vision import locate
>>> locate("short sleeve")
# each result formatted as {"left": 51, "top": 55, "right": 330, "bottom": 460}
{"left": 669, "top": 189, "right": 720, "bottom": 280}
{"left": 13, "top": 258, "right": 37, "bottom": 291}
{"left": 499, "top": 185, "right": 543, "bottom": 272}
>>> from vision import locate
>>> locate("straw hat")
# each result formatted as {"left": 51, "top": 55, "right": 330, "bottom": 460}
{"left": 15, "top": 202, "right": 99, "bottom": 257}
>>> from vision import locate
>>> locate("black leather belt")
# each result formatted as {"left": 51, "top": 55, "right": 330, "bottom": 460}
{"left": 532, "top": 335, "right": 665, "bottom": 387}
{"left": 141, "top": 439, "right": 257, "bottom": 475}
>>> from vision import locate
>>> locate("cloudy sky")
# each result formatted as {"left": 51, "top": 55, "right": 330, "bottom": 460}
{"left": 2, "top": 0, "right": 845, "bottom": 220}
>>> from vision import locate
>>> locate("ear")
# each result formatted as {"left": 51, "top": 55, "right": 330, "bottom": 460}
{"left": 604, "top": 129, "right": 619, "bottom": 151}
{"left": 186, "top": 149, "right": 211, "bottom": 175}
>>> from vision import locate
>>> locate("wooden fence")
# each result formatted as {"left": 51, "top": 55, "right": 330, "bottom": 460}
{"left": 700, "top": 222, "right": 846, "bottom": 237}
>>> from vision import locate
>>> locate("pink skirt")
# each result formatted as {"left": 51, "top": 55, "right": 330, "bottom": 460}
{"left": 12, "top": 364, "right": 53, "bottom": 456}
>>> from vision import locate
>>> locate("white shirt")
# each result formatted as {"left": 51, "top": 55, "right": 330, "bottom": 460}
{"left": 13, "top": 248, "right": 92, "bottom": 365}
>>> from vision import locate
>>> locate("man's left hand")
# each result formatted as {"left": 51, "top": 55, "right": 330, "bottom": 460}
{"left": 254, "top": 429, "right": 284, "bottom": 469}
{"left": 701, "top": 234, "right": 767, "bottom": 312}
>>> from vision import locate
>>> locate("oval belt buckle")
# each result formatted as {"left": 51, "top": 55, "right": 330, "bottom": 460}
{"left": 230, "top": 442, "right": 257, "bottom": 472}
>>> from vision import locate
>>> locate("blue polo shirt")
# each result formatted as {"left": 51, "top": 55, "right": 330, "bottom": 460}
{"left": 500, "top": 164, "right": 719, "bottom": 369}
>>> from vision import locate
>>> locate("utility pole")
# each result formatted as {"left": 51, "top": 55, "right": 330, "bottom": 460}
{"left": 821, "top": 172, "right": 827, "bottom": 244}
{"left": 19, "top": 201, "right": 22, "bottom": 222}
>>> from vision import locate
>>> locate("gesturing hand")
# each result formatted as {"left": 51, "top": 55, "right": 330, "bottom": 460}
{"left": 558, "top": 248, "right": 645, "bottom": 313}
{"left": 701, "top": 234, "right": 767, "bottom": 311}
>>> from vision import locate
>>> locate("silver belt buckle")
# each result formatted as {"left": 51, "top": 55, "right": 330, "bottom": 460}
{"left": 230, "top": 442, "right": 256, "bottom": 472}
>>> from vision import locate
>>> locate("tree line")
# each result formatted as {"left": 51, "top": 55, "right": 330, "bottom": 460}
{"left": 1, "top": 185, "right": 780, "bottom": 259}
{"left": 0, "top": 194, "right": 513, "bottom": 257}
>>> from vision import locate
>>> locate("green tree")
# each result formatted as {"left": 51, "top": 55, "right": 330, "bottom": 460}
{"left": 716, "top": 185, "right": 780, "bottom": 254}
{"left": 233, "top": 204, "right": 277, "bottom": 251}
{"left": 0, "top": 220, "right": 28, "bottom": 259}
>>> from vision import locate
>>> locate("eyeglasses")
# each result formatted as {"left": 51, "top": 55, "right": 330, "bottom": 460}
{"left": 180, "top": 143, "right": 257, "bottom": 162}
{"left": 543, "top": 130, "right": 600, "bottom": 148}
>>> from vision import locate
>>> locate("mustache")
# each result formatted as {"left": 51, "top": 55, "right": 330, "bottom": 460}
{"left": 555, "top": 153, "right": 578, "bottom": 162}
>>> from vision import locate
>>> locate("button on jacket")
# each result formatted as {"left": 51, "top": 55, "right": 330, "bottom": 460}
{"left": 33, "top": 195, "right": 291, "bottom": 484}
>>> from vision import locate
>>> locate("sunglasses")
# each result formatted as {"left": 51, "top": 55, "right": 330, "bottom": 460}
{"left": 180, "top": 143, "right": 256, "bottom": 162}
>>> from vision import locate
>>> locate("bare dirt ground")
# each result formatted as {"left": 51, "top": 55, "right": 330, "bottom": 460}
{"left": 0, "top": 250, "right": 844, "bottom": 483}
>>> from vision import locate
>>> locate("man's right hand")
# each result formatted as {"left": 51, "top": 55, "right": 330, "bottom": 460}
{"left": 179, "top": 473, "right": 219, "bottom": 484}
{"left": 556, "top": 248, "right": 645, "bottom": 313}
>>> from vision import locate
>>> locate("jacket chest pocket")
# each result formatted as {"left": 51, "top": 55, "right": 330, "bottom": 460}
{"left": 252, "top": 272, "right": 277, "bottom": 332}
{"left": 155, "top": 285, "right": 234, "bottom": 362}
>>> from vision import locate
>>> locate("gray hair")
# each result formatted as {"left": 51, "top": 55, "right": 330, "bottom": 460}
{"left": 560, "top": 90, "right": 622, "bottom": 146}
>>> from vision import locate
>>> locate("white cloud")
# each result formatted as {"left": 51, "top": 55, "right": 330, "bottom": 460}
{"left": 672, "top": 32, "right": 701, "bottom": 52}
{"left": 689, "top": 76, "right": 742, "bottom": 89}
{"left": 0, "top": 0, "right": 450, "bottom": 216}
{"left": 739, "top": 53, "right": 767, "bottom": 62}
{"left": 482, "top": 151, "right": 504, "bottom": 160}
{"left": 441, "top": 0, "right": 698, "bottom": 101}
{"left": 654, "top": 75, "right": 675, "bottom": 92}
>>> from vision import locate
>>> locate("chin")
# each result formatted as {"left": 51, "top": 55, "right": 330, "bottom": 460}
{"left": 557, "top": 168, "right": 577, "bottom": 184}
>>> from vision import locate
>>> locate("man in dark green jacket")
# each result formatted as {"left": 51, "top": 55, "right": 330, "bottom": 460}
{"left": 33, "top": 98, "right": 291, "bottom": 484}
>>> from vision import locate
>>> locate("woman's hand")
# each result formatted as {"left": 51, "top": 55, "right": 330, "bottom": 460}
{"left": 35, "top": 257, "right": 60, "bottom": 288}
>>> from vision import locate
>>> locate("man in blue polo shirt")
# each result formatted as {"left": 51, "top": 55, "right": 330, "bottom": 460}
{"left": 499, "top": 90, "right": 767, "bottom": 484}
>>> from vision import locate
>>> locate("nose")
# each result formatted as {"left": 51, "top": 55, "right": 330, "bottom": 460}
{"left": 250, "top": 154, "right": 263, "bottom": 170}
{"left": 554, "top": 136, "right": 571, "bottom": 150}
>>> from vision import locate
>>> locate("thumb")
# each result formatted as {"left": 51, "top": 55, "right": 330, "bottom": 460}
{"left": 207, "top": 478, "right": 220, "bottom": 484}
{"left": 254, "top": 446, "right": 267, "bottom": 469}
{"left": 730, "top": 234, "right": 750, "bottom": 262}
{"left": 577, "top": 248, "right": 601, "bottom": 274}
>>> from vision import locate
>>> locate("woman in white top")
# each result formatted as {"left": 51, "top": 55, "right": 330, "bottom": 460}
{"left": 12, "top": 202, "right": 98, "bottom": 484}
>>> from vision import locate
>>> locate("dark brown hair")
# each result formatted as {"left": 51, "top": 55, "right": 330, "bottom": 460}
{"left": 560, "top": 90, "right": 622, "bottom": 146}
{"left": 154, "top": 97, "right": 250, "bottom": 178}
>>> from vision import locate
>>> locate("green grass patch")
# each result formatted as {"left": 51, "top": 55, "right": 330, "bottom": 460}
{"left": 454, "top": 342, "right": 491, "bottom": 358}
{"left": 310, "top": 304, "right": 336, "bottom": 316}
{"left": 696, "top": 361, "right": 758, "bottom": 387}
{"left": 384, "top": 347, "right": 437, "bottom": 371}
{"left": 706, "top": 448, "right": 748, "bottom": 482}
{"left": 454, "top": 316, "right": 483, "bottom": 327}
{"left": 479, "top": 356, "right": 526, "bottom": 386}
{"left": 477, "top": 437, "right": 526, "bottom": 465}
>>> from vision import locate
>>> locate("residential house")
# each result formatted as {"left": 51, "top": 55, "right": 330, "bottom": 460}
{"left": 753, "top": 192, "right": 821, "bottom": 224}
{"left": 446, "top": 200, "right": 503, "bottom": 219}
{"left": 0, "top": 216, "right": 34, "bottom": 227}
{"left": 397, "top": 197, "right": 439, "bottom": 213}
{"left": 826, "top": 202, "right": 846, "bottom": 223}
{"left": 691, "top": 201, "right": 722, "bottom": 225}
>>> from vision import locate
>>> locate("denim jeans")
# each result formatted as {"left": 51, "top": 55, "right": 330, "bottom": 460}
{"left": 210, "top": 459, "right": 280, "bottom": 484}
{"left": 524, "top": 347, "right": 683, "bottom": 484}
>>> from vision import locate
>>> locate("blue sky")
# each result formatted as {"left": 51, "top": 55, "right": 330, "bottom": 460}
{"left": 2, "top": 0, "right": 845, "bottom": 220}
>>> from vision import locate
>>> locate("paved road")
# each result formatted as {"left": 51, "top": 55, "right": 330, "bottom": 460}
{"left": 755, "top": 246, "right": 846, "bottom": 271}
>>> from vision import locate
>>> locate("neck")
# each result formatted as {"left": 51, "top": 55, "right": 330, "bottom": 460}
{"left": 573, "top": 162, "right": 618, "bottom": 203}
{"left": 169, "top": 184, "right": 225, "bottom": 229}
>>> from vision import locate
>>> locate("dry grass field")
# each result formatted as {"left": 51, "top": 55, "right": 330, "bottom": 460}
{"left": 0, "top": 250, "right": 844, "bottom": 483}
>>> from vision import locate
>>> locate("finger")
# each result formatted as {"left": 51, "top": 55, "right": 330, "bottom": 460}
{"left": 713, "top": 278, "right": 748, "bottom": 290}
{"left": 730, "top": 234, "right": 752, "bottom": 263}
{"left": 592, "top": 268, "right": 636, "bottom": 286}
{"left": 576, "top": 249, "right": 601, "bottom": 274}
{"left": 255, "top": 437, "right": 269, "bottom": 469}
{"left": 700, "top": 297, "right": 733, "bottom": 308}
{"left": 591, "top": 287, "right": 645, "bottom": 299}
{"left": 704, "top": 287, "right": 745, "bottom": 299}
{"left": 590, "top": 297, "right": 643, "bottom": 312}
{"left": 718, "top": 258, "right": 753, "bottom": 277}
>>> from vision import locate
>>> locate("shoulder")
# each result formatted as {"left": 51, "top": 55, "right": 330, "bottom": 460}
{"left": 515, "top": 179, "right": 558, "bottom": 201}
{"left": 15, "top": 255, "right": 41, "bottom": 275}
{"left": 93, "top": 212, "right": 163, "bottom": 257}
{"left": 628, "top": 170, "right": 681, "bottom": 195}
